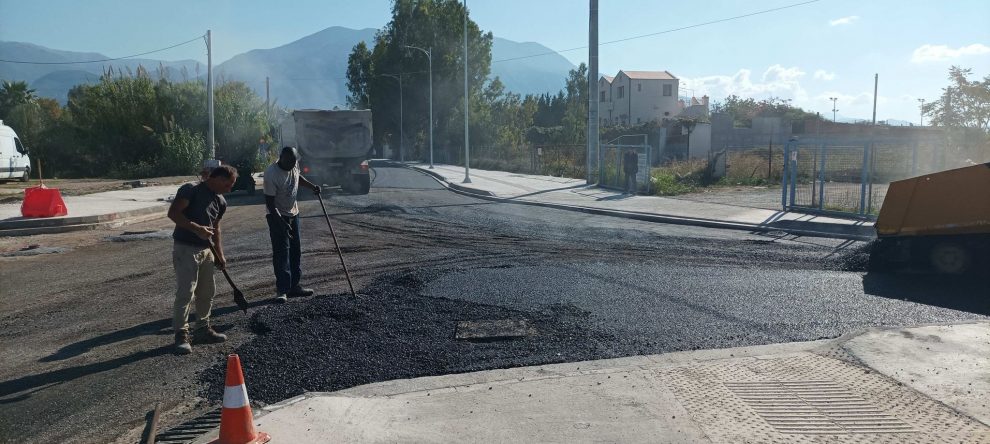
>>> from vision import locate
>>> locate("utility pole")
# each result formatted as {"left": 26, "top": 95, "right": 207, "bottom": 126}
{"left": 206, "top": 30, "right": 216, "bottom": 162}
{"left": 462, "top": 0, "right": 471, "bottom": 183}
{"left": 829, "top": 97, "right": 838, "bottom": 123}
{"left": 587, "top": 0, "right": 599, "bottom": 185}
{"left": 871, "top": 74, "right": 878, "bottom": 126}
{"left": 917, "top": 98, "right": 925, "bottom": 126}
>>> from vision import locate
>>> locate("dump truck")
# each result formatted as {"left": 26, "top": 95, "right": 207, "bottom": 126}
{"left": 281, "top": 109, "right": 373, "bottom": 194}
{"left": 871, "top": 162, "right": 990, "bottom": 274}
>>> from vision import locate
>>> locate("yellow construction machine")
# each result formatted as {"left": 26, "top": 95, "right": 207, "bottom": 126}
{"left": 871, "top": 163, "right": 990, "bottom": 273}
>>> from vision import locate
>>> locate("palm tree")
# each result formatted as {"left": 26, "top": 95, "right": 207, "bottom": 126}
{"left": 0, "top": 80, "right": 38, "bottom": 116}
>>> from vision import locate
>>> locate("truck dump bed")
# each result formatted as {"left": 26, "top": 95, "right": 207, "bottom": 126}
{"left": 292, "top": 110, "right": 372, "bottom": 161}
{"left": 876, "top": 163, "right": 990, "bottom": 238}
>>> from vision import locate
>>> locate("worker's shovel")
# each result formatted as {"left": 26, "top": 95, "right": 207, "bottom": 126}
{"left": 208, "top": 244, "right": 249, "bottom": 313}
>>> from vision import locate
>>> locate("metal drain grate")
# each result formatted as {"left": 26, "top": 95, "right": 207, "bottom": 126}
{"left": 725, "top": 380, "right": 914, "bottom": 435}
{"left": 149, "top": 408, "right": 221, "bottom": 443}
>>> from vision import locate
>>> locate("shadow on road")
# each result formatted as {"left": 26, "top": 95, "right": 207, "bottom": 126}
{"left": 0, "top": 345, "right": 173, "bottom": 400}
{"left": 38, "top": 299, "right": 272, "bottom": 363}
{"left": 862, "top": 272, "right": 990, "bottom": 316}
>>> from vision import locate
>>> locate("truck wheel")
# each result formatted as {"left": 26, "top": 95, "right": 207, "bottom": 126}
{"left": 929, "top": 242, "right": 970, "bottom": 274}
{"left": 356, "top": 174, "right": 370, "bottom": 195}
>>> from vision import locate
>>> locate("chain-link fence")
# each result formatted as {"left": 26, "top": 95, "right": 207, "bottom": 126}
{"left": 599, "top": 143, "right": 651, "bottom": 193}
{"left": 435, "top": 144, "right": 587, "bottom": 179}
{"left": 783, "top": 137, "right": 990, "bottom": 217}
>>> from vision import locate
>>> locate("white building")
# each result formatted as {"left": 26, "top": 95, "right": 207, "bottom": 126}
{"left": 599, "top": 70, "right": 680, "bottom": 126}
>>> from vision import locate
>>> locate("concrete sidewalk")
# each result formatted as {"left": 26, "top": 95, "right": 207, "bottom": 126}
{"left": 407, "top": 163, "right": 875, "bottom": 240}
{"left": 0, "top": 185, "right": 181, "bottom": 236}
{"left": 194, "top": 322, "right": 990, "bottom": 443}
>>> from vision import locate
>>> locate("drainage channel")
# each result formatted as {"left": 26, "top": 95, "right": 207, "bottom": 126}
{"left": 141, "top": 408, "right": 220, "bottom": 444}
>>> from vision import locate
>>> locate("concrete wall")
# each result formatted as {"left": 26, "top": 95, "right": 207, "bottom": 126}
{"left": 688, "top": 123, "right": 712, "bottom": 159}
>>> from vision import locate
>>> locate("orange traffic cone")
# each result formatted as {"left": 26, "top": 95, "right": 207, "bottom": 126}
{"left": 209, "top": 354, "right": 271, "bottom": 444}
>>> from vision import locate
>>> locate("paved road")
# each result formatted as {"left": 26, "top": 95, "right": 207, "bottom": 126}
{"left": 0, "top": 166, "right": 986, "bottom": 443}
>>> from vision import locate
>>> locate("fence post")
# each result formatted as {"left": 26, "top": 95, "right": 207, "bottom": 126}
{"left": 818, "top": 143, "right": 827, "bottom": 210}
{"left": 781, "top": 142, "right": 791, "bottom": 210}
{"left": 867, "top": 143, "right": 876, "bottom": 215}
{"left": 859, "top": 142, "right": 870, "bottom": 215}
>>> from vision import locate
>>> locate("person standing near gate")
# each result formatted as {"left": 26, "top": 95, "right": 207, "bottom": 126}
{"left": 264, "top": 146, "right": 321, "bottom": 303}
{"left": 623, "top": 148, "right": 639, "bottom": 194}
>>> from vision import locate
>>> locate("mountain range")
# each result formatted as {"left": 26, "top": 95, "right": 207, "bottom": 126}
{"left": 1, "top": 27, "right": 576, "bottom": 109}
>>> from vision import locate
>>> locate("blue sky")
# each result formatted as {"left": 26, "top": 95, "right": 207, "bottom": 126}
{"left": 2, "top": 0, "right": 988, "bottom": 122}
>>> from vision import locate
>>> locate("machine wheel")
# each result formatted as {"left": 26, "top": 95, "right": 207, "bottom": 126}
{"left": 356, "top": 174, "right": 370, "bottom": 195}
{"left": 929, "top": 241, "right": 970, "bottom": 274}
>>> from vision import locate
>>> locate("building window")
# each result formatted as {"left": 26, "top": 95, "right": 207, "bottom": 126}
{"left": 600, "top": 91, "right": 606, "bottom": 102}
{"left": 617, "top": 86, "right": 624, "bottom": 99}
{"left": 637, "top": 83, "right": 642, "bottom": 92}
{"left": 663, "top": 84, "right": 672, "bottom": 96}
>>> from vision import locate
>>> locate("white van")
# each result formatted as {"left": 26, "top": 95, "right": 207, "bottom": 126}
{"left": 0, "top": 120, "right": 31, "bottom": 182}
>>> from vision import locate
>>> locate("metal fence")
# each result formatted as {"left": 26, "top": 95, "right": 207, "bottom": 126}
{"left": 598, "top": 143, "right": 652, "bottom": 193}
{"left": 432, "top": 144, "right": 587, "bottom": 179}
{"left": 781, "top": 137, "right": 989, "bottom": 218}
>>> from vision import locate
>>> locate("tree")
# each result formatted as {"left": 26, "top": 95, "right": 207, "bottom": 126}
{"left": 923, "top": 66, "right": 990, "bottom": 132}
{"left": 345, "top": 0, "right": 493, "bottom": 160}
{"left": 710, "top": 95, "right": 818, "bottom": 128}
{"left": 560, "top": 63, "right": 589, "bottom": 144}
{"left": 345, "top": 41, "right": 373, "bottom": 109}
{"left": 0, "top": 80, "right": 38, "bottom": 117}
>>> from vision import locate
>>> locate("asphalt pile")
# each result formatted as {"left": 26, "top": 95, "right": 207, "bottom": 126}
{"left": 836, "top": 240, "right": 874, "bottom": 272}
{"left": 199, "top": 271, "right": 618, "bottom": 404}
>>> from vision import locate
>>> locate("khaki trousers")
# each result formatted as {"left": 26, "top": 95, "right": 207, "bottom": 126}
{"left": 172, "top": 242, "right": 216, "bottom": 333}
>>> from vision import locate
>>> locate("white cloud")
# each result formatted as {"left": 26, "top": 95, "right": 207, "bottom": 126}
{"left": 815, "top": 92, "right": 882, "bottom": 107}
{"left": 828, "top": 16, "right": 859, "bottom": 26}
{"left": 910, "top": 44, "right": 990, "bottom": 63}
{"left": 813, "top": 70, "right": 836, "bottom": 81}
{"left": 680, "top": 65, "right": 808, "bottom": 103}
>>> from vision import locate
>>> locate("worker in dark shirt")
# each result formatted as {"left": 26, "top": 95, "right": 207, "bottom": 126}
{"left": 623, "top": 148, "right": 639, "bottom": 194}
{"left": 167, "top": 165, "right": 237, "bottom": 354}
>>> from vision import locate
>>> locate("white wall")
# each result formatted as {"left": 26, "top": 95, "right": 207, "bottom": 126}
{"left": 688, "top": 123, "right": 712, "bottom": 159}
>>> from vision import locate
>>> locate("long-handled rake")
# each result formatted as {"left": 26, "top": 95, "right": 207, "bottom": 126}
{"left": 317, "top": 194, "right": 357, "bottom": 297}
{"left": 208, "top": 244, "right": 249, "bottom": 312}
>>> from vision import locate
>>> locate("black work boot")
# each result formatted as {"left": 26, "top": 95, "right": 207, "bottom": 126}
{"left": 288, "top": 286, "right": 314, "bottom": 297}
{"left": 193, "top": 327, "right": 227, "bottom": 344}
{"left": 174, "top": 331, "right": 192, "bottom": 355}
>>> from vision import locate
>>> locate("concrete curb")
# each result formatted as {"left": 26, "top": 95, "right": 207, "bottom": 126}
{"left": 0, "top": 204, "right": 168, "bottom": 237}
{"left": 392, "top": 162, "right": 874, "bottom": 241}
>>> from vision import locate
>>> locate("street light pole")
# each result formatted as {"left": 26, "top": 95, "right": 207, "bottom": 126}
{"left": 917, "top": 98, "right": 925, "bottom": 126}
{"left": 206, "top": 30, "right": 215, "bottom": 162}
{"left": 403, "top": 45, "right": 433, "bottom": 169}
{"left": 462, "top": 0, "right": 471, "bottom": 183}
{"left": 382, "top": 73, "right": 404, "bottom": 162}
{"left": 829, "top": 97, "right": 838, "bottom": 122}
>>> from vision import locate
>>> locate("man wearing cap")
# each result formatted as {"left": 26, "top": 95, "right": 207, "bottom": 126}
{"left": 168, "top": 164, "right": 237, "bottom": 354}
{"left": 264, "top": 146, "right": 321, "bottom": 303}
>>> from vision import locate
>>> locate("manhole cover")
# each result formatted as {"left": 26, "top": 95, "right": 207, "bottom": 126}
{"left": 725, "top": 380, "right": 914, "bottom": 435}
{"left": 455, "top": 319, "right": 534, "bottom": 340}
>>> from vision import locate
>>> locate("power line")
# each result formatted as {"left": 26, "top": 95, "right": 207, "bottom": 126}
{"left": 0, "top": 34, "right": 206, "bottom": 65}
{"left": 492, "top": 0, "right": 821, "bottom": 63}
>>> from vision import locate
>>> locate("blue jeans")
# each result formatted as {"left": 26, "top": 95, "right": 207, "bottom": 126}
{"left": 267, "top": 214, "right": 301, "bottom": 293}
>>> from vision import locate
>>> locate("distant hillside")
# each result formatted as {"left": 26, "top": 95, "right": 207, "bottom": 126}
{"left": 0, "top": 41, "right": 202, "bottom": 103}
{"left": 2, "top": 29, "right": 576, "bottom": 109}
